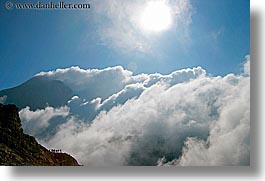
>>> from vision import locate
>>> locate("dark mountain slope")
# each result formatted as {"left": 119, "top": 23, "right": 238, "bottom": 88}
{"left": 0, "top": 76, "right": 73, "bottom": 110}
{"left": 0, "top": 103, "right": 79, "bottom": 166}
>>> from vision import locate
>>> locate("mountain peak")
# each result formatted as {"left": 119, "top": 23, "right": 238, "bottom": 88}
{"left": 0, "top": 76, "right": 73, "bottom": 110}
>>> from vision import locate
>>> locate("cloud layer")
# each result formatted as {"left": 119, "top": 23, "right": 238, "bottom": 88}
{"left": 19, "top": 106, "right": 69, "bottom": 137}
{"left": 20, "top": 57, "right": 250, "bottom": 166}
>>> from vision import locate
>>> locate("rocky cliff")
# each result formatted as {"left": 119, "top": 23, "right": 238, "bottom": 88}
{"left": 0, "top": 103, "right": 79, "bottom": 166}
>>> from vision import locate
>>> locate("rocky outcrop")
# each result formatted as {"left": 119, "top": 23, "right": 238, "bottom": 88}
{"left": 0, "top": 104, "right": 79, "bottom": 166}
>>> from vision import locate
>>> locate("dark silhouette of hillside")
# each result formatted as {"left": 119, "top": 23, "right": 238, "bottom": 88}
{"left": 0, "top": 103, "right": 79, "bottom": 166}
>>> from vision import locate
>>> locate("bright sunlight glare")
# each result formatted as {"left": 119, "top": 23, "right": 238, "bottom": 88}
{"left": 140, "top": 1, "right": 172, "bottom": 32}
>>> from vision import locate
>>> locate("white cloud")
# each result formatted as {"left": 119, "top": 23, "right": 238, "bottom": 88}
{"left": 142, "top": 66, "right": 205, "bottom": 87}
{"left": 36, "top": 65, "right": 204, "bottom": 98}
{"left": 34, "top": 58, "right": 250, "bottom": 166}
{"left": 67, "top": 95, "right": 80, "bottom": 104}
{"left": 91, "top": 0, "right": 192, "bottom": 53}
{"left": 19, "top": 106, "right": 69, "bottom": 136}
{"left": 35, "top": 65, "right": 205, "bottom": 123}
{"left": 0, "top": 95, "right": 7, "bottom": 104}
{"left": 36, "top": 66, "right": 133, "bottom": 101}
{"left": 159, "top": 75, "right": 250, "bottom": 166}
{"left": 18, "top": 56, "right": 250, "bottom": 166}
{"left": 98, "top": 83, "right": 146, "bottom": 112}
{"left": 244, "top": 55, "right": 250, "bottom": 75}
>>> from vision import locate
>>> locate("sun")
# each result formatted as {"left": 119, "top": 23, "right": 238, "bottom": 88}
{"left": 139, "top": 1, "right": 172, "bottom": 32}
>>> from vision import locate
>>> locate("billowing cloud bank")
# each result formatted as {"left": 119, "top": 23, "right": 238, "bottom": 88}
{"left": 20, "top": 106, "right": 69, "bottom": 136}
{"left": 19, "top": 57, "right": 250, "bottom": 166}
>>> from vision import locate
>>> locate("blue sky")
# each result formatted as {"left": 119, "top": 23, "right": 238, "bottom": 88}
{"left": 0, "top": 0, "right": 249, "bottom": 90}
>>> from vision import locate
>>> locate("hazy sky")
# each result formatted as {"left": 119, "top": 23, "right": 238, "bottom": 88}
{"left": 0, "top": 0, "right": 249, "bottom": 89}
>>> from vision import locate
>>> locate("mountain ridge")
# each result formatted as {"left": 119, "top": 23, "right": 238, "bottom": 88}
{"left": 0, "top": 76, "right": 73, "bottom": 110}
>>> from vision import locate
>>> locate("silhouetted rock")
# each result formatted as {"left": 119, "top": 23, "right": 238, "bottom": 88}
{"left": 0, "top": 103, "right": 79, "bottom": 166}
